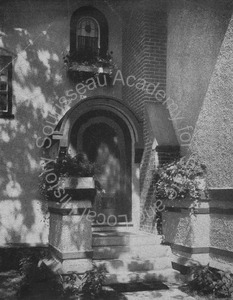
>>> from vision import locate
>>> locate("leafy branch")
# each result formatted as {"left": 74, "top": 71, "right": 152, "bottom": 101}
{"left": 154, "top": 154, "right": 207, "bottom": 202}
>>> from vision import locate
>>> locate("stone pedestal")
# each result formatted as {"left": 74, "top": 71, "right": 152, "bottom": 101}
{"left": 162, "top": 190, "right": 233, "bottom": 273}
{"left": 48, "top": 199, "right": 93, "bottom": 274}
{"left": 162, "top": 198, "right": 210, "bottom": 265}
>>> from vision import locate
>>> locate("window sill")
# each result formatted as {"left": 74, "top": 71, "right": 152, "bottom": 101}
{"left": 67, "top": 61, "right": 113, "bottom": 75}
{"left": 0, "top": 113, "right": 14, "bottom": 119}
{"left": 67, "top": 62, "right": 113, "bottom": 85}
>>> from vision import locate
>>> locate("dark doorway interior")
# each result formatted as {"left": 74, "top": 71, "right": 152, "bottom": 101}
{"left": 70, "top": 110, "right": 132, "bottom": 222}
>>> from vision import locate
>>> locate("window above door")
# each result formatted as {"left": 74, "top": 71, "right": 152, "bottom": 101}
{"left": 76, "top": 17, "right": 99, "bottom": 61}
{"left": 70, "top": 6, "right": 109, "bottom": 63}
{"left": 66, "top": 7, "right": 116, "bottom": 84}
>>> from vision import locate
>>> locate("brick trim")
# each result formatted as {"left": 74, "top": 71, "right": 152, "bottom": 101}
{"left": 49, "top": 207, "right": 91, "bottom": 216}
{"left": 165, "top": 206, "right": 233, "bottom": 215}
{"left": 49, "top": 245, "right": 93, "bottom": 260}
{"left": 169, "top": 243, "right": 233, "bottom": 259}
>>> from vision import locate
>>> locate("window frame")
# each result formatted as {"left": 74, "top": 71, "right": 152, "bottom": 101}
{"left": 70, "top": 6, "right": 108, "bottom": 61}
{"left": 0, "top": 55, "right": 14, "bottom": 119}
{"left": 76, "top": 16, "right": 100, "bottom": 59}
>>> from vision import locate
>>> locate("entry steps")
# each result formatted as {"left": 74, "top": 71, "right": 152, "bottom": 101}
{"left": 92, "top": 231, "right": 184, "bottom": 284}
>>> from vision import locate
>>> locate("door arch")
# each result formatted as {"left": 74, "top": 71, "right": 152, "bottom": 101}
{"left": 70, "top": 110, "right": 132, "bottom": 221}
{"left": 52, "top": 97, "right": 144, "bottom": 228}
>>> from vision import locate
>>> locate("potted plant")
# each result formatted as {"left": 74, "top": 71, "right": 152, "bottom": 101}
{"left": 154, "top": 154, "right": 207, "bottom": 207}
{"left": 39, "top": 152, "right": 104, "bottom": 203}
{"left": 153, "top": 154, "right": 207, "bottom": 243}
{"left": 47, "top": 263, "right": 108, "bottom": 300}
{"left": 63, "top": 50, "right": 117, "bottom": 84}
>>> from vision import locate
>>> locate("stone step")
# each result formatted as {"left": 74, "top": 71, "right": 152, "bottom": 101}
{"left": 94, "top": 256, "right": 172, "bottom": 273}
{"left": 93, "top": 243, "right": 172, "bottom": 260}
{"left": 93, "top": 245, "right": 130, "bottom": 259}
{"left": 104, "top": 268, "right": 185, "bottom": 285}
{"left": 92, "top": 224, "right": 135, "bottom": 232}
{"left": 92, "top": 231, "right": 162, "bottom": 247}
{"left": 41, "top": 258, "right": 185, "bottom": 286}
{"left": 130, "top": 244, "right": 172, "bottom": 259}
{"left": 92, "top": 231, "right": 169, "bottom": 260}
{"left": 118, "top": 287, "right": 195, "bottom": 300}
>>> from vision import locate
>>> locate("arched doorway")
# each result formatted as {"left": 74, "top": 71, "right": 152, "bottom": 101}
{"left": 70, "top": 110, "right": 132, "bottom": 221}
{"left": 52, "top": 96, "right": 144, "bottom": 229}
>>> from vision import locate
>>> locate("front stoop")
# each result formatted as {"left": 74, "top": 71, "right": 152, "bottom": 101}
{"left": 92, "top": 231, "right": 185, "bottom": 285}
{"left": 41, "top": 231, "right": 185, "bottom": 286}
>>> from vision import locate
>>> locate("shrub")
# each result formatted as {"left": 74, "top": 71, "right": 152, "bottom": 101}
{"left": 60, "top": 263, "right": 107, "bottom": 299}
{"left": 154, "top": 154, "right": 207, "bottom": 202}
{"left": 18, "top": 255, "right": 107, "bottom": 299}
{"left": 48, "top": 153, "right": 95, "bottom": 178}
{"left": 39, "top": 152, "right": 104, "bottom": 201}
{"left": 18, "top": 250, "right": 50, "bottom": 295}
{"left": 187, "top": 264, "right": 233, "bottom": 298}
{"left": 80, "top": 263, "right": 107, "bottom": 297}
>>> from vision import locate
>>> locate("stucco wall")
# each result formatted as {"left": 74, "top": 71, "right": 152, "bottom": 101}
{"left": 166, "top": 0, "right": 233, "bottom": 186}
{"left": 209, "top": 190, "right": 233, "bottom": 268}
{"left": 190, "top": 12, "right": 233, "bottom": 187}
{"left": 0, "top": 0, "right": 122, "bottom": 244}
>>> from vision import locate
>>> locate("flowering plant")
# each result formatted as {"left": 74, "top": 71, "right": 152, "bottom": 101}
{"left": 50, "top": 153, "right": 95, "bottom": 177}
{"left": 63, "top": 50, "right": 117, "bottom": 77}
{"left": 39, "top": 153, "right": 104, "bottom": 200}
{"left": 154, "top": 154, "right": 207, "bottom": 202}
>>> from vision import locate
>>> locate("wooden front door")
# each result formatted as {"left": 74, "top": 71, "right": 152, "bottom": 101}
{"left": 82, "top": 121, "right": 130, "bottom": 224}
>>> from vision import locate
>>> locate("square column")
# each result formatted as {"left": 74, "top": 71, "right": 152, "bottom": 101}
{"left": 48, "top": 199, "right": 93, "bottom": 274}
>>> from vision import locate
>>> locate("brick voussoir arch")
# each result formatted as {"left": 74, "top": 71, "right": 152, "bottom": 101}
{"left": 53, "top": 96, "right": 144, "bottom": 160}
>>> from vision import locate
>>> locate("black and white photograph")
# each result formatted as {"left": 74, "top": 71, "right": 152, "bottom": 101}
{"left": 0, "top": 0, "right": 233, "bottom": 299}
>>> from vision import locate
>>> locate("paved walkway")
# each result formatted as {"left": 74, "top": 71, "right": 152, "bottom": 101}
{"left": 0, "top": 271, "right": 195, "bottom": 300}
{"left": 0, "top": 270, "right": 222, "bottom": 300}
{"left": 119, "top": 287, "right": 195, "bottom": 300}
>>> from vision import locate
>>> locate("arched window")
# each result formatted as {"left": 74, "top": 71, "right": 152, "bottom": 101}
{"left": 70, "top": 6, "right": 108, "bottom": 61}
{"left": 76, "top": 17, "right": 100, "bottom": 59}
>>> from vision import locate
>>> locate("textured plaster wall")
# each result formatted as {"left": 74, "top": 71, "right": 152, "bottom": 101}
{"left": 209, "top": 211, "right": 233, "bottom": 269}
{"left": 209, "top": 190, "right": 233, "bottom": 255}
{"left": 166, "top": 0, "right": 232, "bottom": 186}
{"left": 167, "top": 0, "right": 229, "bottom": 130}
{"left": 163, "top": 0, "right": 233, "bottom": 268}
{"left": 190, "top": 12, "right": 233, "bottom": 187}
{"left": 0, "top": 0, "right": 122, "bottom": 244}
{"left": 210, "top": 214, "right": 233, "bottom": 251}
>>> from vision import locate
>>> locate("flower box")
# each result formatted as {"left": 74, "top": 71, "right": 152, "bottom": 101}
{"left": 63, "top": 51, "right": 116, "bottom": 84}
{"left": 57, "top": 176, "right": 96, "bottom": 202}
{"left": 69, "top": 63, "right": 97, "bottom": 73}
{"left": 58, "top": 176, "right": 95, "bottom": 189}
{"left": 39, "top": 153, "right": 102, "bottom": 203}
{"left": 68, "top": 62, "right": 113, "bottom": 77}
